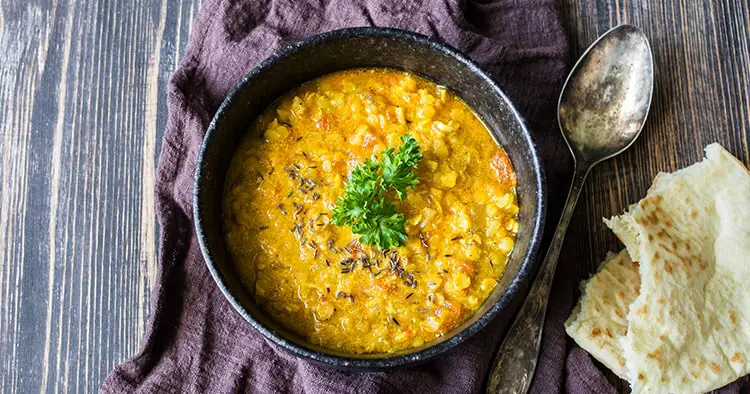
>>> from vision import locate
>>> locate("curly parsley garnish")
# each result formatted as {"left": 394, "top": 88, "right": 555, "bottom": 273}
{"left": 332, "top": 134, "right": 423, "bottom": 250}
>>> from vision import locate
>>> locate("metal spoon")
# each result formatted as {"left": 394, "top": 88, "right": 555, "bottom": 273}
{"left": 486, "top": 24, "right": 654, "bottom": 394}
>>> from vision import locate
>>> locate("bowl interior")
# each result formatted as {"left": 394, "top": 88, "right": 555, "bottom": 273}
{"left": 195, "top": 28, "right": 545, "bottom": 369}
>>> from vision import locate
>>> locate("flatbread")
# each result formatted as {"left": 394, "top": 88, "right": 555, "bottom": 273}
{"left": 604, "top": 143, "right": 750, "bottom": 393}
{"left": 565, "top": 250, "right": 640, "bottom": 380}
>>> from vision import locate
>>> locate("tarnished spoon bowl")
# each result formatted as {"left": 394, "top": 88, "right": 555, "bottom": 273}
{"left": 487, "top": 24, "right": 653, "bottom": 394}
{"left": 559, "top": 25, "right": 654, "bottom": 166}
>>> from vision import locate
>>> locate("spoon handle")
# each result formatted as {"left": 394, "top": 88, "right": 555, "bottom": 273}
{"left": 486, "top": 167, "right": 589, "bottom": 394}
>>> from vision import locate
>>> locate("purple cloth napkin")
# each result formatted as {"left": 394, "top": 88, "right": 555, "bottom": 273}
{"left": 102, "top": 0, "right": 749, "bottom": 392}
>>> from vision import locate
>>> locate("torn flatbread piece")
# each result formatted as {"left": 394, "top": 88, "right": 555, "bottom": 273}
{"left": 565, "top": 250, "right": 640, "bottom": 380}
{"left": 605, "top": 143, "right": 750, "bottom": 393}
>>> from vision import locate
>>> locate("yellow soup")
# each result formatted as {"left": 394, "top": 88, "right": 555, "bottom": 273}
{"left": 223, "top": 69, "right": 518, "bottom": 354}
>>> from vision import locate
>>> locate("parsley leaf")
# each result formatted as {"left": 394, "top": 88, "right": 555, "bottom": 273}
{"left": 331, "top": 158, "right": 380, "bottom": 226}
{"left": 354, "top": 201, "right": 407, "bottom": 249}
{"left": 331, "top": 134, "right": 422, "bottom": 250}
{"left": 380, "top": 135, "right": 422, "bottom": 199}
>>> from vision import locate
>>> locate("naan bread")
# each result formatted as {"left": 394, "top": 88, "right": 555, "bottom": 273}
{"left": 604, "top": 143, "right": 750, "bottom": 393}
{"left": 565, "top": 250, "right": 640, "bottom": 380}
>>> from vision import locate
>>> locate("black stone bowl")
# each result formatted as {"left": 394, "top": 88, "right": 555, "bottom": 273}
{"left": 194, "top": 27, "right": 545, "bottom": 370}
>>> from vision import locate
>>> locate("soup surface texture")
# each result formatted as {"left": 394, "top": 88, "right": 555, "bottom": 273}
{"left": 223, "top": 69, "right": 518, "bottom": 354}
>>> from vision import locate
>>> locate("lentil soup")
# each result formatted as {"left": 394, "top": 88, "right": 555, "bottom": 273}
{"left": 223, "top": 69, "right": 518, "bottom": 354}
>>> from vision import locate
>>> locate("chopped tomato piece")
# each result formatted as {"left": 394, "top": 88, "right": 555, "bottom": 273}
{"left": 491, "top": 150, "right": 516, "bottom": 186}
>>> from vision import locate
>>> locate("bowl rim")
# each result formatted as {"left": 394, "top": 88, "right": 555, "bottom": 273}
{"left": 194, "top": 26, "right": 546, "bottom": 370}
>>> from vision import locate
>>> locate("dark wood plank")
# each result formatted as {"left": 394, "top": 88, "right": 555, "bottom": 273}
{"left": 0, "top": 0, "right": 199, "bottom": 391}
{"left": 559, "top": 0, "right": 750, "bottom": 392}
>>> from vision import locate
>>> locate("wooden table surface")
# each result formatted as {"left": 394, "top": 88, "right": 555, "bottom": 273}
{"left": 1, "top": 0, "right": 748, "bottom": 392}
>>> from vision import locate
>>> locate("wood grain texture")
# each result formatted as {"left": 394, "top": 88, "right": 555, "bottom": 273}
{"left": 560, "top": 0, "right": 750, "bottom": 391}
{"left": 0, "top": 0, "right": 747, "bottom": 392}
{"left": 0, "top": 0, "right": 199, "bottom": 392}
